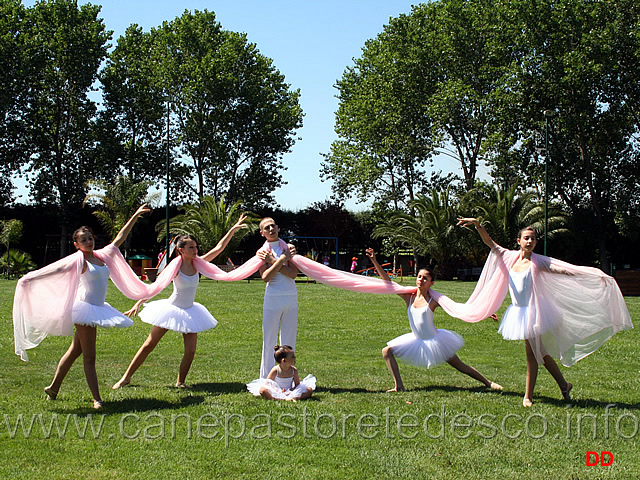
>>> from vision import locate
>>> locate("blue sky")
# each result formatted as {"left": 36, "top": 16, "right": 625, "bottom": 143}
{"left": 20, "top": 1, "right": 478, "bottom": 211}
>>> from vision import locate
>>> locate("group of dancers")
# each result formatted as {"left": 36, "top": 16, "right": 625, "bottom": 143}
{"left": 12, "top": 206, "right": 633, "bottom": 408}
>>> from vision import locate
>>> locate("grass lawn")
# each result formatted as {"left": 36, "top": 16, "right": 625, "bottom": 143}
{"left": 1, "top": 277, "right": 638, "bottom": 479}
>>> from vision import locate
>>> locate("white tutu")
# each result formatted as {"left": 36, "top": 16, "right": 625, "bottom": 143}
{"left": 499, "top": 304, "right": 554, "bottom": 340}
{"left": 387, "top": 329, "right": 464, "bottom": 368}
{"left": 247, "top": 374, "right": 316, "bottom": 400}
{"left": 72, "top": 301, "right": 133, "bottom": 328}
{"left": 139, "top": 299, "right": 217, "bottom": 333}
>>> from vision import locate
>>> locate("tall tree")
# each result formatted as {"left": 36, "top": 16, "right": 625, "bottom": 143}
{"left": 322, "top": 0, "right": 520, "bottom": 209}
{"left": 0, "top": 0, "right": 28, "bottom": 191}
{"left": 19, "top": 0, "right": 111, "bottom": 253}
{"left": 97, "top": 25, "right": 168, "bottom": 184}
{"left": 151, "top": 10, "right": 303, "bottom": 208}
{"left": 491, "top": 0, "right": 640, "bottom": 271}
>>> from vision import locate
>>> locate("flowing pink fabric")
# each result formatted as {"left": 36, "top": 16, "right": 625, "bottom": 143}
{"left": 13, "top": 244, "right": 266, "bottom": 360}
{"left": 13, "top": 245, "right": 167, "bottom": 360}
{"left": 434, "top": 245, "right": 633, "bottom": 366}
{"left": 290, "top": 255, "right": 415, "bottom": 295}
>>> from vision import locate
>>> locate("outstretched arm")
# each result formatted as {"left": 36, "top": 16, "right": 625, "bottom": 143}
{"left": 201, "top": 214, "right": 249, "bottom": 262}
{"left": 112, "top": 204, "right": 151, "bottom": 248}
{"left": 365, "top": 248, "right": 391, "bottom": 281}
{"left": 456, "top": 217, "right": 497, "bottom": 249}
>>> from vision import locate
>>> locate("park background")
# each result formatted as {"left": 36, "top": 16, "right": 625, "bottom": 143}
{"left": 1, "top": 0, "right": 640, "bottom": 478}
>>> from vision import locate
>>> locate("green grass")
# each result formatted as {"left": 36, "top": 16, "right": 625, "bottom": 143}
{"left": 1, "top": 278, "right": 638, "bottom": 479}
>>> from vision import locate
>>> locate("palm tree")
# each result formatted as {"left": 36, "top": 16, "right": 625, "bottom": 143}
{"left": 84, "top": 176, "right": 161, "bottom": 258}
{"left": 373, "top": 188, "right": 461, "bottom": 277}
{"left": 463, "top": 183, "right": 569, "bottom": 249}
{"left": 0, "top": 249, "right": 36, "bottom": 278}
{"left": 156, "top": 195, "right": 258, "bottom": 262}
{"left": 0, "top": 219, "right": 24, "bottom": 278}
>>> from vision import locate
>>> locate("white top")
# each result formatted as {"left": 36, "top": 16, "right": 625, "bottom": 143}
{"left": 167, "top": 271, "right": 199, "bottom": 309}
{"left": 77, "top": 262, "right": 109, "bottom": 305}
{"left": 408, "top": 297, "right": 438, "bottom": 339}
{"left": 265, "top": 241, "right": 297, "bottom": 296}
{"left": 508, "top": 267, "right": 533, "bottom": 306}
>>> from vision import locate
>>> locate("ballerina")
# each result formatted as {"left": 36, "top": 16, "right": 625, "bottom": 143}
{"left": 112, "top": 216, "right": 248, "bottom": 389}
{"left": 456, "top": 217, "right": 633, "bottom": 406}
{"left": 366, "top": 248, "right": 503, "bottom": 393}
{"left": 13, "top": 204, "right": 151, "bottom": 409}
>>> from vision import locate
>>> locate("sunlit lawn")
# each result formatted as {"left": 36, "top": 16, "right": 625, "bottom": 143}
{"left": 1, "top": 277, "right": 638, "bottom": 479}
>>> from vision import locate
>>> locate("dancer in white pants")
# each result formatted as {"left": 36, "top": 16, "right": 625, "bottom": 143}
{"left": 256, "top": 218, "right": 298, "bottom": 378}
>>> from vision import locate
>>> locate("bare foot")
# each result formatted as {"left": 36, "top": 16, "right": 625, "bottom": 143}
{"left": 112, "top": 378, "right": 131, "bottom": 389}
{"left": 490, "top": 382, "right": 504, "bottom": 391}
{"left": 562, "top": 382, "right": 573, "bottom": 401}
{"left": 44, "top": 386, "right": 58, "bottom": 400}
{"left": 522, "top": 398, "right": 533, "bottom": 407}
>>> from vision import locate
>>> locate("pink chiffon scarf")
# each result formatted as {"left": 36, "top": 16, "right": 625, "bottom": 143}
{"left": 13, "top": 244, "right": 265, "bottom": 361}
{"left": 434, "top": 245, "right": 633, "bottom": 366}
{"left": 17, "top": 238, "right": 629, "bottom": 366}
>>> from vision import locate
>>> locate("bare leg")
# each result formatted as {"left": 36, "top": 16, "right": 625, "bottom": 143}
{"left": 524, "top": 340, "right": 538, "bottom": 406}
{"left": 176, "top": 333, "right": 197, "bottom": 386}
{"left": 46, "top": 329, "right": 84, "bottom": 398}
{"left": 75, "top": 325, "right": 101, "bottom": 404}
{"left": 446, "top": 355, "right": 502, "bottom": 390}
{"left": 113, "top": 326, "right": 168, "bottom": 388}
{"left": 259, "top": 386, "right": 275, "bottom": 400}
{"left": 382, "top": 346, "right": 405, "bottom": 392}
{"left": 541, "top": 354, "right": 572, "bottom": 401}
{"left": 294, "top": 387, "right": 313, "bottom": 400}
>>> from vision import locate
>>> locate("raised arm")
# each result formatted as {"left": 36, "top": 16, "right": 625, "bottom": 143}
{"left": 365, "top": 248, "right": 391, "bottom": 281}
{"left": 112, "top": 204, "right": 151, "bottom": 248}
{"left": 366, "top": 248, "right": 411, "bottom": 304}
{"left": 201, "top": 214, "right": 249, "bottom": 263}
{"left": 456, "top": 217, "right": 497, "bottom": 249}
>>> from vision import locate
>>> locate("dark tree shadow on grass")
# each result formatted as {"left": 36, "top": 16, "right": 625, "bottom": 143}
{"left": 187, "top": 382, "right": 248, "bottom": 394}
{"left": 50, "top": 395, "right": 206, "bottom": 416}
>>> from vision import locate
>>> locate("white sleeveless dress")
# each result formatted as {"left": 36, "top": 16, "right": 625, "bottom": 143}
{"left": 499, "top": 266, "right": 554, "bottom": 340}
{"left": 386, "top": 296, "right": 464, "bottom": 368}
{"left": 72, "top": 262, "right": 133, "bottom": 328}
{"left": 247, "top": 368, "right": 316, "bottom": 400}
{"left": 139, "top": 271, "right": 217, "bottom": 333}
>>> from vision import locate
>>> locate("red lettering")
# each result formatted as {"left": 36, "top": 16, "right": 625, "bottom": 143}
{"left": 586, "top": 451, "right": 599, "bottom": 466}
{"left": 601, "top": 451, "right": 614, "bottom": 466}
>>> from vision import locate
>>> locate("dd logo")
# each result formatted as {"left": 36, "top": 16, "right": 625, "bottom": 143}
{"left": 586, "top": 451, "right": 613, "bottom": 466}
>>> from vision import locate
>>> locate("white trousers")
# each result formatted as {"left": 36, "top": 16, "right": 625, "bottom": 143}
{"left": 260, "top": 294, "right": 298, "bottom": 378}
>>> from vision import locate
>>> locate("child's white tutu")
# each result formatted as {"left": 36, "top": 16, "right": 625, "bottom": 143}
{"left": 139, "top": 299, "right": 218, "bottom": 333}
{"left": 72, "top": 301, "right": 133, "bottom": 328}
{"left": 247, "top": 374, "right": 316, "bottom": 400}
{"left": 387, "top": 329, "right": 464, "bottom": 368}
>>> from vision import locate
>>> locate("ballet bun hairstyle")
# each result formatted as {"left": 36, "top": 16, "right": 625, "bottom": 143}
{"left": 172, "top": 235, "right": 197, "bottom": 260}
{"left": 72, "top": 226, "right": 94, "bottom": 243}
{"left": 273, "top": 345, "right": 294, "bottom": 363}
